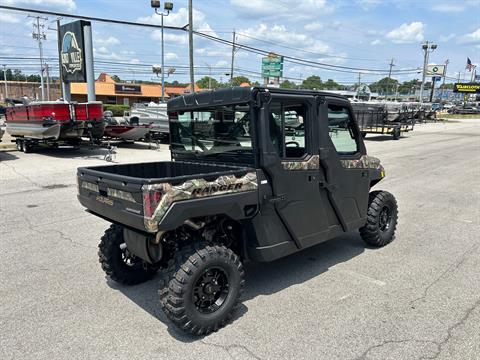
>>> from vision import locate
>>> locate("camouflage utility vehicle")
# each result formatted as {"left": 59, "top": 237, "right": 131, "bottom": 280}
{"left": 77, "top": 87, "right": 398, "bottom": 335}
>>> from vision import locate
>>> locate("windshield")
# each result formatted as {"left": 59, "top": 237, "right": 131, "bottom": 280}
{"left": 169, "top": 103, "right": 253, "bottom": 160}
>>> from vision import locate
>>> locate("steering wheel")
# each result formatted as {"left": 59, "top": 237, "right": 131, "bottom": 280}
{"left": 285, "top": 141, "right": 300, "bottom": 147}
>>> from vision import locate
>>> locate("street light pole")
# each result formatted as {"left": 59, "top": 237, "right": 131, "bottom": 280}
{"left": 419, "top": 41, "right": 437, "bottom": 104}
{"left": 188, "top": 0, "right": 195, "bottom": 93}
{"left": 152, "top": 1, "right": 173, "bottom": 102}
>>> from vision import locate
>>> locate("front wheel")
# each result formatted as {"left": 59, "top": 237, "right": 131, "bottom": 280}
{"left": 360, "top": 191, "right": 398, "bottom": 247}
{"left": 98, "top": 224, "right": 157, "bottom": 285}
{"left": 159, "top": 244, "right": 245, "bottom": 336}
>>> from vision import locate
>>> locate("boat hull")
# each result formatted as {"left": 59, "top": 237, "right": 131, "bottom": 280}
{"left": 104, "top": 125, "right": 151, "bottom": 141}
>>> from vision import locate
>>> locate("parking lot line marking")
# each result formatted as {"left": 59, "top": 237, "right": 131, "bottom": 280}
{"left": 340, "top": 270, "right": 387, "bottom": 287}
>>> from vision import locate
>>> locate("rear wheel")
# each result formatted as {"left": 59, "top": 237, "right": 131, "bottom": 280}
{"left": 159, "top": 244, "right": 245, "bottom": 336}
{"left": 360, "top": 191, "right": 398, "bottom": 247}
{"left": 98, "top": 224, "right": 157, "bottom": 285}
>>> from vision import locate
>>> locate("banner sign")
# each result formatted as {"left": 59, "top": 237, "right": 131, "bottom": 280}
{"left": 426, "top": 65, "right": 445, "bottom": 76}
{"left": 114, "top": 84, "right": 142, "bottom": 94}
{"left": 453, "top": 83, "right": 480, "bottom": 93}
{"left": 59, "top": 20, "right": 90, "bottom": 83}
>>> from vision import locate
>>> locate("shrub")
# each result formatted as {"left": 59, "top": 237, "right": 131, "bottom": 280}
{"left": 103, "top": 104, "right": 129, "bottom": 116}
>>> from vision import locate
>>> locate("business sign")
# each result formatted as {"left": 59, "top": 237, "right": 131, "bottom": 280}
{"left": 453, "top": 83, "right": 480, "bottom": 93}
{"left": 432, "top": 76, "right": 442, "bottom": 82}
{"left": 114, "top": 84, "right": 141, "bottom": 94}
{"left": 59, "top": 20, "right": 90, "bottom": 83}
{"left": 262, "top": 54, "right": 283, "bottom": 78}
{"left": 426, "top": 64, "right": 445, "bottom": 76}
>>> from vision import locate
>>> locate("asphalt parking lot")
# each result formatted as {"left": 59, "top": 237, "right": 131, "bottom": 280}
{"left": 1, "top": 119, "right": 479, "bottom": 360}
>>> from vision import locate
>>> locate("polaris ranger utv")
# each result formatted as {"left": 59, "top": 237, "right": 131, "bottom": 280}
{"left": 77, "top": 87, "right": 398, "bottom": 335}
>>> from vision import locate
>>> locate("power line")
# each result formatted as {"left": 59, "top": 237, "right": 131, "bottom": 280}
{"left": 1, "top": 5, "right": 421, "bottom": 76}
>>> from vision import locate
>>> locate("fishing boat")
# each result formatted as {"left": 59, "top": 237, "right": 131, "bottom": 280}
{"left": 104, "top": 112, "right": 151, "bottom": 141}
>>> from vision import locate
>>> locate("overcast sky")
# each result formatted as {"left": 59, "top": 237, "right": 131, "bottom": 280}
{"left": 0, "top": 0, "right": 479, "bottom": 85}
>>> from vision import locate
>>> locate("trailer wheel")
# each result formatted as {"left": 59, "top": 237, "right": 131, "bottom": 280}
{"left": 98, "top": 224, "right": 157, "bottom": 285}
{"left": 360, "top": 191, "right": 398, "bottom": 247}
{"left": 16, "top": 139, "right": 23, "bottom": 151}
{"left": 159, "top": 244, "right": 245, "bottom": 336}
{"left": 21, "top": 140, "right": 32, "bottom": 153}
{"left": 392, "top": 127, "right": 401, "bottom": 140}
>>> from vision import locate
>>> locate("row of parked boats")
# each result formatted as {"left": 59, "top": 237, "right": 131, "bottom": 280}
{"left": 2, "top": 100, "right": 160, "bottom": 152}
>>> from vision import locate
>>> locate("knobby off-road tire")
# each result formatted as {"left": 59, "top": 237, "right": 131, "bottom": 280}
{"left": 98, "top": 224, "right": 157, "bottom": 285}
{"left": 360, "top": 190, "right": 398, "bottom": 247}
{"left": 159, "top": 244, "right": 245, "bottom": 336}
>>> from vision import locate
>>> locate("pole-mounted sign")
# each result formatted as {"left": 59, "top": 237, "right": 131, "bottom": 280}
{"left": 59, "top": 20, "right": 90, "bottom": 83}
{"left": 426, "top": 65, "right": 445, "bottom": 76}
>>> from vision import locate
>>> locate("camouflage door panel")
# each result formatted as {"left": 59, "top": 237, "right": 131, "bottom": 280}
{"left": 282, "top": 155, "right": 320, "bottom": 171}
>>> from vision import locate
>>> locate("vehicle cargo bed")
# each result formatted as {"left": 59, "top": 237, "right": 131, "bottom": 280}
{"left": 77, "top": 161, "right": 255, "bottom": 232}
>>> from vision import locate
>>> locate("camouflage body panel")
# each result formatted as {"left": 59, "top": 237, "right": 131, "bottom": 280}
{"left": 282, "top": 155, "right": 319, "bottom": 171}
{"left": 340, "top": 155, "right": 384, "bottom": 172}
{"left": 143, "top": 172, "right": 258, "bottom": 232}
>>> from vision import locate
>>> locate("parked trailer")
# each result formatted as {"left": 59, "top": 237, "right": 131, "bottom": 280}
{"left": 351, "top": 102, "right": 415, "bottom": 140}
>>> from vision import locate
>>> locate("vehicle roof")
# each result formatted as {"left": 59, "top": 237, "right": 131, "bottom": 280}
{"left": 167, "top": 86, "right": 348, "bottom": 111}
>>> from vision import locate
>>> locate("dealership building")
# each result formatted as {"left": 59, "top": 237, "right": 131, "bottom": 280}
{"left": 70, "top": 73, "right": 199, "bottom": 105}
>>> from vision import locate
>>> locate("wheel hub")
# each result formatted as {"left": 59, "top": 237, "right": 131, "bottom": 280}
{"left": 379, "top": 206, "right": 392, "bottom": 232}
{"left": 193, "top": 268, "right": 229, "bottom": 313}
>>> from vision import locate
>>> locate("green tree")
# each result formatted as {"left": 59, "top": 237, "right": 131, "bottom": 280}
{"left": 397, "top": 79, "right": 421, "bottom": 94}
{"left": 280, "top": 80, "right": 297, "bottom": 89}
{"left": 369, "top": 77, "right": 399, "bottom": 94}
{"left": 322, "top": 79, "right": 341, "bottom": 90}
{"left": 196, "top": 76, "right": 219, "bottom": 89}
{"left": 301, "top": 75, "right": 322, "bottom": 89}
{"left": 231, "top": 76, "right": 250, "bottom": 86}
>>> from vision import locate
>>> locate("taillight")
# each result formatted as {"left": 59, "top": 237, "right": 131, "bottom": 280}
{"left": 142, "top": 189, "right": 162, "bottom": 218}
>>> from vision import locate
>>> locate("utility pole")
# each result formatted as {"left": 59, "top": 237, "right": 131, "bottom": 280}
{"left": 356, "top": 72, "right": 361, "bottom": 100}
{"left": 440, "top": 59, "right": 449, "bottom": 101}
{"left": 45, "top": 63, "right": 50, "bottom": 101}
{"left": 56, "top": 17, "right": 65, "bottom": 99}
{"left": 30, "top": 15, "right": 48, "bottom": 101}
{"left": 386, "top": 58, "right": 395, "bottom": 100}
{"left": 2, "top": 65, "right": 7, "bottom": 101}
{"left": 205, "top": 62, "right": 212, "bottom": 89}
{"left": 230, "top": 30, "right": 236, "bottom": 85}
{"left": 188, "top": 0, "right": 195, "bottom": 92}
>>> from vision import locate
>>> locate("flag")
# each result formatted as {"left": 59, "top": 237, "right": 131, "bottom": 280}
{"left": 466, "top": 58, "right": 473, "bottom": 71}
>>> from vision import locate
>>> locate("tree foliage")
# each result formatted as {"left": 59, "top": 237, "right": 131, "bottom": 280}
{"left": 301, "top": 75, "right": 322, "bottom": 89}
{"left": 196, "top": 76, "right": 220, "bottom": 89}
{"left": 231, "top": 76, "right": 250, "bottom": 86}
{"left": 280, "top": 80, "right": 297, "bottom": 89}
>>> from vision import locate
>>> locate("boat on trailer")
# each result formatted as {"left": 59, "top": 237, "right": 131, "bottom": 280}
{"left": 5, "top": 100, "right": 106, "bottom": 152}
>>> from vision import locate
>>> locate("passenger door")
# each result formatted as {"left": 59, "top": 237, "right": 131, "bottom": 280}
{"left": 317, "top": 97, "right": 370, "bottom": 231}
{"left": 261, "top": 94, "right": 338, "bottom": 248}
